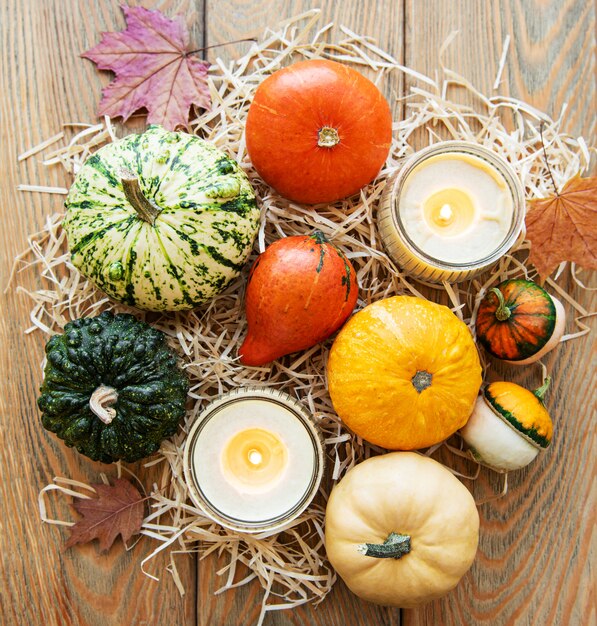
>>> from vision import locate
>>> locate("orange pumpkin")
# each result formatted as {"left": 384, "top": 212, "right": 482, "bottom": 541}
{"left": 239, "top": 231, "right": 358, "bottom": 366}
{"left": 245, "top": 59, "right": 392, "bottom": 204}
{"left": 327, "top": 296, "right": 482, "bottom": 449}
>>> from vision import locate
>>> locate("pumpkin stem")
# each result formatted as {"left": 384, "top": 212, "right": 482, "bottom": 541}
{"left": 89, "top": 385, "right": 118, "bottom": 425}
{"left": 490, "top": 287, "right": 511, "bottom": 321}
{"left": 533, "top": 376, "right": 551, "bottom": 402}
{"left": 317, "top": 126, "right": 340, "bottom": 148}
{"left": 357, "top": 532, "right": 411, "bottom": 559}
{"left": 121, "top": 172, "right": 160, "bottom": 224}
{"left": 311, "top": 230, "right": 329, "bottom": 244}
{"left": 412, "top": 370, "right": 432, "bottom": 393}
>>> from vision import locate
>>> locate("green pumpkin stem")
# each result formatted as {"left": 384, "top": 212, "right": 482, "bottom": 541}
{"left": 121, "top": 174, "right": 160, "bottom": 224}
{"left": 317, "top": 126, "right": 340, "bottom": 148}
{"left": 490, "top": 287, "right": 511, "bottom": 321}
{"left": 311, "top": 230, "right": 329, "bottom": 244}
{"left": 412, "top": 370, "right": 433, "bottom": 393}
{"left": 533, "top": 376, "right": 551, "bottom": 402}
{"left": 357, "top": 532, "right": 411, "bottom": 559}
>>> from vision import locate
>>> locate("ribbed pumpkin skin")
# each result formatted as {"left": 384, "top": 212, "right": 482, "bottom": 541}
{"left": 239, "top": 232, "right": 358, "bottom": 366}
{"left": 325, "top": 452, "right": 479, "bottom": 607}
{"left": 327, "top": 296, "right": 482, "bottom": 450}
{"left": 64, "top": 125, "right": 260, "bottom": 311}
{"left": 37, "top": 312, "right": 189, "bottom": 463}
{"left": 245, "top": 59, "right": 392, "bottom": 204}
{"left": 475, "top": 279, "right": 556, "bottom": 361}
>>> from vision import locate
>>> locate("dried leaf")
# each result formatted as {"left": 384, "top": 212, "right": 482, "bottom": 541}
{"left": 65, "top": 478, "right": 145, "bottom": 552}
{"left": 83, "top": 5, "right": 210, "bottom": 130}
{"left": 526, "top": 173, "right": 597, "bottom": 279}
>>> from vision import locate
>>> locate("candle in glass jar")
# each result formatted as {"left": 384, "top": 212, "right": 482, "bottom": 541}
{"left": 378, "top": 142, "right": 524, "bottom": 283}
{"left": 183, "top": 388, "right": 324, "bottom": 533}
{"left": 400, "top": 152, "right": 514, "bottom": 262}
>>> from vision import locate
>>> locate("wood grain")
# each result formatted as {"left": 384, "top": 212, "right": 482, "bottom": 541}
{"left": 404, "top": 0, "right": 595, "bottom": 139}
{"left": 0, "top": 1, "right": 594, "bottom": 625}
{"left": 0, "top": 2, "right": 199, "bottom": 625}
{"left": 402, "top": 1, "right": 596, "bottom": 625}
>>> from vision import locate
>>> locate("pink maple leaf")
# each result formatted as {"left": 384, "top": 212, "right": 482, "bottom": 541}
{"left": 83, "top": 5, "right": 211, "bottom": 130}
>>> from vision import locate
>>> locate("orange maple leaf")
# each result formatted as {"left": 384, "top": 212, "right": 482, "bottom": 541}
{"left": 526, "top": 173, "right": 597, "bottom": 280}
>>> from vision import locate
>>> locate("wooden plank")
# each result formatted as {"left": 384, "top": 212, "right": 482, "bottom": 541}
{"left": 402, "top": 1, "right": 596, "bottom": 624}
{"left": 3, "top": 1, "right": 594, "bottom": 625}
{"left": 0, "top": 1, "right": 199, "bottom": 624}
{"left": 404, "top": 0, "right": 595, "bottom": 140}
{"left": 200, "top": 2, "right": 404, "bottom": 624}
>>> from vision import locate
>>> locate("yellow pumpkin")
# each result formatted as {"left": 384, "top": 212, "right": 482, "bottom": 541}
{"left": 325, "top": 452, "right": 479, "bottom": 607}
{"left": 460, "top": 379, "right": 553, "bottom": 471}
{"left": 327, "top": 296, "right": 482, "bottom": 449}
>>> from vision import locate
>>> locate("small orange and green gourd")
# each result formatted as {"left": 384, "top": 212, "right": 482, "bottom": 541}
{"left": 475, "top": 279, "right": 565, "bottom": 364}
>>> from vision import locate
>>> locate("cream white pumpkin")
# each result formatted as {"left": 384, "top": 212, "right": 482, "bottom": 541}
{"left": 325, "top": 452, "right": 479, "bottom": 607}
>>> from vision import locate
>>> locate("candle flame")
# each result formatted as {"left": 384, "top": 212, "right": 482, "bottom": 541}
{"left": 221, "top": 427, "right": 288, "bottom": 492}
{"left": 248, "top": 449, "right": 263, "bottom": 466}
{"left": 439, "top": 203, "right": 453, "bottom": 222}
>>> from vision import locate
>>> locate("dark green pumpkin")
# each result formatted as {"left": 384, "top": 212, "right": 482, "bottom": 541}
{"left": 37, "top": 311, "right": 189, "bottom": 463}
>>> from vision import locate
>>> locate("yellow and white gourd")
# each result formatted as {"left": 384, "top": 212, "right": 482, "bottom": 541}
{"left": 460, "top": 379, "right": 553, "bottom": 471}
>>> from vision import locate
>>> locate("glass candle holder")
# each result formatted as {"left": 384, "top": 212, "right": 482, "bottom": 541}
{"left": 183, "top": 387, "right": 324, "bottom": 534}
{"left": 378, "top": 141, "right": 525, "bottom": 283}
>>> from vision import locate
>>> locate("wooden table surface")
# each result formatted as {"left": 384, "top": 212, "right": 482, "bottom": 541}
{"left": 1, "top": 1, "right": 595, "bottom": 625}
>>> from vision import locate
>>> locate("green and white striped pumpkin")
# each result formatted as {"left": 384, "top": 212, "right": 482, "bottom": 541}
{"left": 63, "top": 125, "right": 260, "bottom": 311}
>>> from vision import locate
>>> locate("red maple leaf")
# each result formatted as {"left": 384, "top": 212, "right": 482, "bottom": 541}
{"left": 83, "top": 5, "right": 211, "bottom": 130}
{"left": 65, "top": 478, "right": 145, "bottom": 553}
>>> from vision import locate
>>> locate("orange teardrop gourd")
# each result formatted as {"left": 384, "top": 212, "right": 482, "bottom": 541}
{"left": 239, "top": 232, "right": 358, "bottom": 366}
{"left": 245, "top": 59, "right": 393, "bottom": 204}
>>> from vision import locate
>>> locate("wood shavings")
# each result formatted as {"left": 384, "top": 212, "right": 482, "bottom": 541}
{"left": 39, "top": 478, "right": 96, "bottom": 526}
{"left": 14, "top": 9, "right": 594, "bottom": 619}
{"left": 16, "top": 185, "right": 68, "bottom": 194}
{"left": 18, "top": 132, "right": 65, "bottom": 161}
{"left": 474, "top": 472, "right": 509, "bottom": 506}
{"left": 493, "top": 35, "right": 510, "bottom": 90}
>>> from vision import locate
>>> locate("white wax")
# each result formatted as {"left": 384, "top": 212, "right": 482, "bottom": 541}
{"left": 400, "top": 153, "right": 514, "bottom": 263}
{"left": 191, "top": 399, "right": 317, "bottom": 524}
